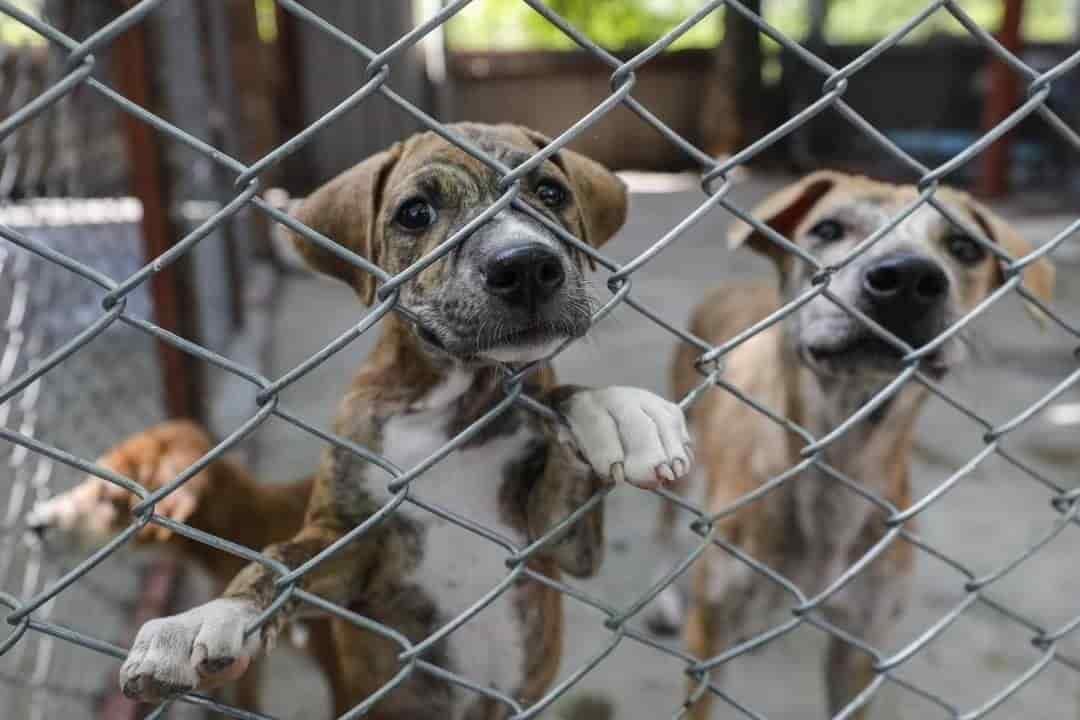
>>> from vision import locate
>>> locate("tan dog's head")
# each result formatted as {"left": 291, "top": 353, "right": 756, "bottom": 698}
{"left": 730, "top": 171, "right": 1055, "bottom": 379}
{"left": 290, "top": 123, "right": 627, "bottom": 364}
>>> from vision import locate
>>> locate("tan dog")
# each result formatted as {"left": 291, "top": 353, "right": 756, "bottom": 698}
{"left": 652, "top": 171, "right": 1055, "bottom": 719}
{"left": 26, "top": 421, "right": 341, "bottom": 711}
{"left": 61, "top": 123, "right": 692, "bottom": 719}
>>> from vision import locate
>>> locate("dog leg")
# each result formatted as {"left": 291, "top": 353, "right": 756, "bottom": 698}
{"left": 683, "top": 598, "right": 725, "bottom": 720}
{"left": 825, "top": 636, "right": 878, "bottom": 720}
{"left": 645, "top": 506, "right": 692, "bottom": 636}
{"left": 823, "top": 549, "right": 909, "bottom": 720}
{"left": 302, "top": 620, "right": 347, "bottom": 715}
{"left": 530, "top": 385, "right": 691, "bottom": 578}
{"left": 532, "top": 383, "right": 692, "bottom": 580}
{"left": 119, "top": 519, "right": 379, "bottom": 702}
{"left": 681, "top": 547, "right": 731, "bottom": 720}
{"left": 646, "top": 467, "right": 705, "bottom": 636}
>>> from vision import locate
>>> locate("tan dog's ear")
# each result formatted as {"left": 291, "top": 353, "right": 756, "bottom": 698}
{"left": 728, "top": 170, "right": 843, "bottom": 264}
{"left": 521, "top": 128, "right": 628, "bottom": 252}
{"left": 289, "top": 144, "right": 402, "bottom": 304}
{"left": 965, "top": 197, "right": 1056, "bottom": 324}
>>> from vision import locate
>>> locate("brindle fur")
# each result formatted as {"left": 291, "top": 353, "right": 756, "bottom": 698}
{"left": 222, "top": 332, "right": 605, "bottom": 719}
{"left": 110, "top": 124, "right": 692, "bottom": 719}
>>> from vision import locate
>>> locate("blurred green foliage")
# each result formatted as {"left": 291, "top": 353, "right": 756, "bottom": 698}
{"left": 255, "top": 0, "right": 279, "bottom": 43}
{"left": 823, "top": 0, "right": 1069, "bottom": 43}
{"left": 445, "top": 0, "right": 722, "bottom": 50}
{"left": 443, "top": 0, "right": 1073, "bottom": 51}
{"left": 0, "top": 0, "right": 44, "bottom": 45}
{"left": 0, "top": 0, "right": 1069, "bottom": 53}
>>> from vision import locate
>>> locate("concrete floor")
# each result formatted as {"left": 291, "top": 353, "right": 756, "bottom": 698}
{"left": 215, "top": 173, "right": 1080, "bottom": 719}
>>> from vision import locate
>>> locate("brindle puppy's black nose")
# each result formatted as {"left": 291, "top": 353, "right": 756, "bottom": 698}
{"left": 862, "top": 253, "right": 949, "bottom": 344}
{"left": 484, "top": 244, "right": 565, "bottom": 310}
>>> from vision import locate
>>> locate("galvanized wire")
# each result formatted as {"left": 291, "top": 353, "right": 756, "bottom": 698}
{"left": 0, "top": 2, "right": 1077, "bottom": 719}
{"left": 0, "top": 199, "right": 166, "bottom": 720}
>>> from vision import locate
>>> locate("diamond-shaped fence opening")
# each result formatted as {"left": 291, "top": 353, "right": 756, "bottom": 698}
{"left": 0, "top": 2, "right": 176, "bottom": 718}
{"left": 0, "top": 200, "right": 166, "bottom": 719}
{"left": 0, "top": 1, "right": 1078, "bottom": 719}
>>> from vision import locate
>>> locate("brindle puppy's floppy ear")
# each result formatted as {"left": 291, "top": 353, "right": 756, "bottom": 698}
{"left": 965, "top": 196, "right": 1056, "bottom": 326}
{"left": 520, "top": 128, "right": 628, "bottom": 255}
{"left": 289, "top": 143, "right": 403, "bottom": 305}
{"left": 727, "top": 170, "right": 844, "bottom": 267}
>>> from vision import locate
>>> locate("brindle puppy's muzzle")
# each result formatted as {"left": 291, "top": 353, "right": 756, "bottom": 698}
{"left": 483, "top": 243, "right": 566, "bottom": 313}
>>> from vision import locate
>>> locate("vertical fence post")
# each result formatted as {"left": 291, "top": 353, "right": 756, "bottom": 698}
{"left": 110, "top": 12, "right": 202, "bottom": 421}
{"left": 698, "top": 1, "right": 764, "bottom": 158}
{"left": 978, "top": 0, "right": 1025, "bottom": 198}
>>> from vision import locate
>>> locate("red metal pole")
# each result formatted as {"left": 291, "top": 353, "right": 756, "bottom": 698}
{"left": 978, "top": 0, "right": 1025, "bottom": 198}
{"left": 111, "top": 10, "right": 201, "bottom": 421}
{"left": 101, "top": 9, "right": 193, "bottom": 720}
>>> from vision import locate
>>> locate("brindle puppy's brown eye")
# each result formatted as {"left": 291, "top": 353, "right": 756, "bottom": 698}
{"left": 395, "top": 198, "right": 436, "bottom": 231}
{"left": 536, "top": 180, "right": 568, "bottom": 210}
{"left": 809, "top": 219, "right": 845, "bottom": 242}
{"left": 945, "top": 232, "right": 987, "bottom": 265}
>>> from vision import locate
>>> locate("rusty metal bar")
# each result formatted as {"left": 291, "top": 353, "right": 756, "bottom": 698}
{"left": 978, "top": 0, "right": 1025, "bottom": 197}
{"left": 111, "top": 10, "right": 202, "bottom": 421}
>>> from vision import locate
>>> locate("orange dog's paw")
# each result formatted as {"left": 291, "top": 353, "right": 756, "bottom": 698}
{"left": 26, "top": 420, "right": 216, "bottom": 545}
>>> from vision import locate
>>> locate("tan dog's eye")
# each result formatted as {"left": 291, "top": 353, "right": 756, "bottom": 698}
{"left": 808, "top": 219, "right": 845, "bottom": 242}
{"left": 395, "top": 198, "right": 437, "bottom": 231}
{"left": 945, "top": 232, "right": 987, "bottom": 265}
{"left": 536, "top": 180, "right": 568, "bottom": 210}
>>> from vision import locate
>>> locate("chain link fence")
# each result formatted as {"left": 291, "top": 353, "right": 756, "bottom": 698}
{"left": 0, "top": 1, "right": 1078, "bottom": 719}
{"left": 0, "top": 200, "right": 166, "bottom": 719}
{"left": 0, "top": 2, "right": 172, "bottom": 718}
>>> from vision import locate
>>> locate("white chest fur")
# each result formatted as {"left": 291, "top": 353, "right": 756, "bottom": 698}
{"left": 377, "top": 373, "right": 538, "bottom": 713}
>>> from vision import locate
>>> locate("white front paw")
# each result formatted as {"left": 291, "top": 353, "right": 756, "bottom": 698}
{"left": 26, "top": 482, "right": 119, "bottom": 547}
{"left": 562, "top": 387, "right": 692, "bottom": 490}
{"left": 120, "top": 598, "right": 261, "bottom": 702}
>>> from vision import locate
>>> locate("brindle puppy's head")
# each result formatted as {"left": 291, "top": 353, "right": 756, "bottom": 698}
{"left": 289, "top": 123, "right": 627, "bottom": 365}
{"left": 730, "top": 171, "right": 1055, "bottom": 380}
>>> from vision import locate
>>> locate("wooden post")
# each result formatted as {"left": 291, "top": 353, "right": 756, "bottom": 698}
{"left": 222, "top": 0, "right": 285, "bottom": 266}
{"left": 807, "top": 0, "right": 830, "bottom": 47}
{"left": 978, "top": 0, "right": 1025, "bottom": 198}
{"left": 110, "top": 11, "right": 202, "bottom": 421}
{"left": 274, "top": 1, "right": 426, "bottom": 191}
{"left": 697, "top": 1, "right": 764, "bottom": 158}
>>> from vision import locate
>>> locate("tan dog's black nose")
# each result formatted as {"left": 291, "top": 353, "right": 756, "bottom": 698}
{"left": 863, "top": 254, "right": 949, "bottom": 307}
{"left": 862, "top": 253, "right": 949, "bottom": 345}
{"left": 484, "top": 244, "right": 565, "bottom": 310}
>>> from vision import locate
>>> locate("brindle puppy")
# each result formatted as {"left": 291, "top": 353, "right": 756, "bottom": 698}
{"left": 108, "top": 123, "right": 692, "bottom": 719}
{"left": 653, "top": 171, "right": 1054, "bottom": 719}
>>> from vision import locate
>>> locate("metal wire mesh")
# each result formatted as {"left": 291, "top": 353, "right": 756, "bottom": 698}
{"left": 0, "top": 199, "right": 165, "bottom": 719}
{"left": 0, "top": 1, "right": 1078, "bottom": 719}
{"left": 0, "top": 0, "right": 130, "bottom": 199}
